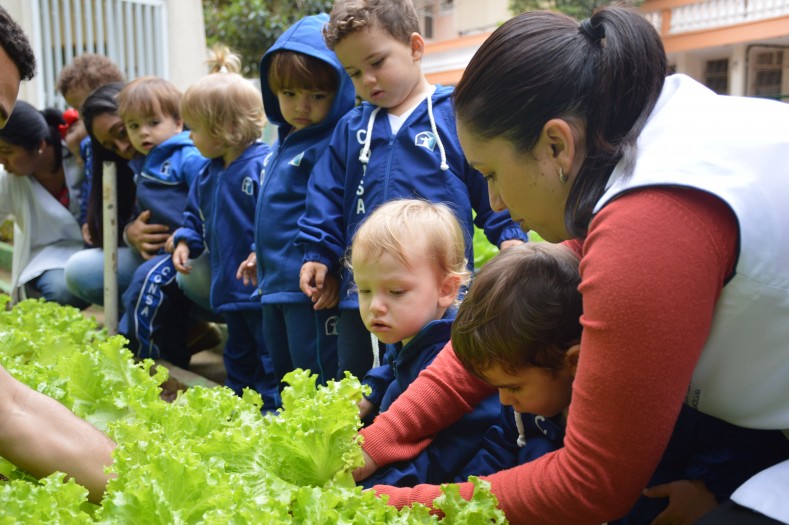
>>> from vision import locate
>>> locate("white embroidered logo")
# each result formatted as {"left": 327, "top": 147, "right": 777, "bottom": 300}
{"left": 325, "top": 315, "right": 339, "bottom": 336}
{"left": 241, "top": 177, "right": 255, "bottom": 196}
{"left": 414, "top": 131, "right": 437, "bottom": 151}
{"left": 290, "top": 151, "right": 304, "bottom": 167}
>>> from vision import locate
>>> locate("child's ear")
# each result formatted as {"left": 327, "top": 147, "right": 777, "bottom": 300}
{"left": 437, "top": 274, "right": 461, "bottom": 309}
{"left": 565, "top": 344, "right": 581, "bottom": 377}
{"left": 175, "top": 118, "right": 184, "bottom": 133}
{"left": 409, "top": 32, "right": 425, "bottom": 62}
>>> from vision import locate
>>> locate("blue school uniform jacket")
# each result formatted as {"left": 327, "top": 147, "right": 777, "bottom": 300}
{"left": 173, "top": 142, "right": 270, "bottom": 313}
{"left": 360, "top": 311, "right": 501, "bottom": 487}
{"left": 296, "top": 86, "right": 528, "bottom": 309}
{"left": 255, "top": 13, "right": 356, "bottom": 304}
{"left": 456, "top": 406, "right": 565, "bottom": 482}
{"left": 128, "top": 131, "right": 208, "bottom": 231}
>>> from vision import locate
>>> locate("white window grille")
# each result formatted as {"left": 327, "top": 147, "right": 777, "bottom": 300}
{"left": 32, "top": 0, "right": 169, "bottom": 109}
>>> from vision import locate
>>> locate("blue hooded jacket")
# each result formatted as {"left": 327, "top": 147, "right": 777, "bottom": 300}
{"left": 173, "top": 141, "right": 271, "bottom": 313}
{"left": 360, "top": 311, "right": 501, "bottom": 487}
{"left": 295, "top": 85, "right": 529, "bottom": 309}
{"left": 128, "top": 131, "right": 208, "bottom": 231}
{"left": 254, "top": 13, "right": 356, "bottom": 304}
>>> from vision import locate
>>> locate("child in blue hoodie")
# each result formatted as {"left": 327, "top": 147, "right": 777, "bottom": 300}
{"left": 173, "top": 68, "right": 279, "bottom": 409}
{"left": 451, "top": 243, "right": 789, "bottom": 524}
{"left": 116, "top": 77, "right": 211, "bottom": 367}
{"left": 237, "top": 13, "right": 355, "bottom": 387}
{"left": 350, "top": 199, "right": 500, "bottom": 487}
{"left": 296, "top": 0, "right": 528, "bottom": 381}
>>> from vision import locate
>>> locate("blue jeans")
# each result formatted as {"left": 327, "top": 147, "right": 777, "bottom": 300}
{"left": 176, "top": 253, "right": 213, "bottom": 312}
{"left": 25, "top": 269, "right": 90, "bottom": 309}
{"left": 63, "top": 247, "right": 144, "bottom": 308}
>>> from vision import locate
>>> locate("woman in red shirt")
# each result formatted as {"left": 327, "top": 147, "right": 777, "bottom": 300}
{"left": 354, "top": 6, "right": 789, "bottom": 525}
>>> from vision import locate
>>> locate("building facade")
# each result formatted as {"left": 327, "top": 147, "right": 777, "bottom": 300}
{"left": 419, "top": 0, "right": 789, "bottom": 102}
{"left": 4, "top": 0, "right": 208, "bottom": 109}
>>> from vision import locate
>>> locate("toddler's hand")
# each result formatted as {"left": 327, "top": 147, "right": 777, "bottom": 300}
{"left": 644, "top": 479, "right": 717, "bottom": 525}
{"left": 299, "top": 262, "right": 339, "bottom": 309}
{"left": 172, "top": 242, "right": 192, "bottom": 274}
{"left": 352, "top": 449, "right": 379, "bottom": 482}
{"left": 358, "top": 397, "right": 374, "bottom": 421}
{"left": 236, "top": 252, "right": 257, "bottom": 286}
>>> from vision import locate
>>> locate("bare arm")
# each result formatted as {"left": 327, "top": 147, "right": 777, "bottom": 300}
{"left": 0, "top": 364, "right": 115, "bottom": 503}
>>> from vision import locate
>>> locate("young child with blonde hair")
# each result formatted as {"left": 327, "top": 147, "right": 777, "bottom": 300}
{"left": 172, "top": 62, "right": 279, "bottom": 408}
{"left": 350, "top": 198, "right": 500, "bottom": 487}
{"left": 115, "top": 76, "right": 211, "bottom": 366}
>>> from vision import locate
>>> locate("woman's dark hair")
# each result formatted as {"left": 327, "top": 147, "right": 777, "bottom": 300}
{"left": 0, "top": 100, "right": 65, "bottom": 171}
{"left": 453, "top": 7, "right": 667, "bottom": 237}
{"left": 81, "top": 82, "right": 136, "bottom": 247}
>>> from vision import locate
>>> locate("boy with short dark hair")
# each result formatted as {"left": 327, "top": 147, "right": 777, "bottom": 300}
{"left": 296, "top": 0, "right": 527, "bottom": 381}
{"left": 451, "top": 244, "right": 789, "bottom": 525}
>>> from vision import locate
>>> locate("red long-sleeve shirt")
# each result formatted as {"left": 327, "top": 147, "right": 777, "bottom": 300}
{"left": 359, "top": 187, "right": 738, "bottom": 524}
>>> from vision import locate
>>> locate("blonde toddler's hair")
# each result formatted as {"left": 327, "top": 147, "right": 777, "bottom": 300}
{"left": 350, "top": 199, "right": 471, "bottom": 288}
{"left": 181, "top": 71, "right": 265, "bottom": 147}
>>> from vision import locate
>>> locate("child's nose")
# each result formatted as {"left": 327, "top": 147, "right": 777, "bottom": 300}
{"left": 369, "top": 295, "right": 386, "bottom": 314}
{"left": 498, "top": 389, "right": 514, "bottom": 406}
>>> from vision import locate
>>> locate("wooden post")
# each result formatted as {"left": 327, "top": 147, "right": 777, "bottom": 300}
{"left": 102, "top": 161, "right": 118, "bottom": 334}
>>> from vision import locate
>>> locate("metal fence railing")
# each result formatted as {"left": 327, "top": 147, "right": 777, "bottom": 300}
{"left": 32, "top": 0, "right": 169, "bottom": 109}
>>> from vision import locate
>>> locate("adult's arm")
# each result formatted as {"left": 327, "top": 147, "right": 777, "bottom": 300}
{"left": 364, "top": 188, "right": 737, "bottom": 524}
{"left": 0, "top": 364, "right": 115, "bottom": 503}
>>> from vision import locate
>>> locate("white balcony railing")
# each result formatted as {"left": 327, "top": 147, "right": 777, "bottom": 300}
{"left": 645, "top": 0, "right": 789, "bottom": 34}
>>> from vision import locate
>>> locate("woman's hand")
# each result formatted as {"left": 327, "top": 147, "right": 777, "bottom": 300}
{"left": 125, "top": 210, "right": 170, "bottom": 259}
{"left": 644, "top": 479, "right": 717, "bottom": 525}
{"left": 236, "top": 252, "right": 258, "bottom": 287}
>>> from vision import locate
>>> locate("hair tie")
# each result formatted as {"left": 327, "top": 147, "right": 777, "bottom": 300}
{"left": 219, "top": 65, "right": 228, "bottom": 73}
{"left": 579, "top": 18, "right": 604, "bottom": 44}
{"left": 58, "top": 108, "right": 80, "bottom": 140}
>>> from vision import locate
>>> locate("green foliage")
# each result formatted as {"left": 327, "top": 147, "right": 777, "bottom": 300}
{"left": 202, "top": 0, "right": 334, "bottom": 77}
{"left": 509, "top": 0, "right": 642, "bottom": 20}
{"left": 0, "top": 299, "right": 509, "bottom": 523}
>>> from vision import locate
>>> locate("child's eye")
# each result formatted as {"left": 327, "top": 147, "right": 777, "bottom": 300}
{"left": 127, "top": 123, "right": 138, "bottom": 130}
{"left": 357, "top": 289, "right": 370, "bottom": 295}
{"left": 312, "top": 93, "right": 327, "bottom": 101}
{"left": 389, "top": 289, "right": 405, "bottom": 296}
{"left": 484, "top": 171, "right": 496, "bottom": 182}
{"left": 371, "top": 59, "right": 383, "bottom": 68}
{"left": 506, "top": 386, "right": 521, "bottom": 393}
{"left": 281, "top": 90, "right": 296, "bottom": 97}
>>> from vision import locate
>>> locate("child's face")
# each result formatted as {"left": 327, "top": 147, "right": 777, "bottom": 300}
{"left": 186, "top": 120, "right": 225, "bottom": 160}
{"left": 354, "top": 246, "right": 457, "bottom": 346}
{"left": 124, "top": 111, "right": 183, "bottom": 155}
{"left": 335, "top": 26, "right": 424, "bottom": 113}
{"left": 277, "top": 88, "right": 335, "bottom": 131}
{"left": 481, "top": 353, "right": 577, "bottom": 418}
